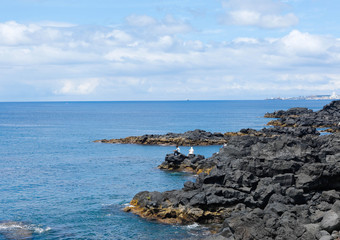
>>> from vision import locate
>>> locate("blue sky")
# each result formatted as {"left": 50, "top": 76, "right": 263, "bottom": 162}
{"left": 1, "top": 0, "right": 340, "bottom": 101}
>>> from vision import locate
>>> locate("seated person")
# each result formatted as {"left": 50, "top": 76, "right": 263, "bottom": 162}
{"left": 174, "top": 145, "right": 180, "bottom": 155}
{"left": 188, "top": 147, "right": 194, "bottom": 155}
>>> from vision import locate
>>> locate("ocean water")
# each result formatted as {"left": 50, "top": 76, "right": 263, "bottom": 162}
{"left": 0, "top": 100, "right": 331, "bottom": 239}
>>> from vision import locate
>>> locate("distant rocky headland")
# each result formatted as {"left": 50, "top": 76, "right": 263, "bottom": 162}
{"left": 95, "top": 128, "right": 286, "bottom": 146}
{"left": 118, "top": 100, "right": 340, "bottom": 240}
{"left": 95, "top": 129, "right": 230, "bottom": 146}
{"left": 95, "top": 101, "right": 339, "bottom": 146}
{"left": 265, "top": 100, "right": 340, "bottom": 133}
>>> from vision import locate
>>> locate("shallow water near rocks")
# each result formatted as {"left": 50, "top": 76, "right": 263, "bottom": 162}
{"left": 0, "top": 100, "right": 330, "bottom": 239}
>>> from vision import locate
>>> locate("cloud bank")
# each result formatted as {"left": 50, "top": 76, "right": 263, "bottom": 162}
{"left": 0, "top": 13, "right": 339, "bottom": 100}
{"left": 221, "top": 0, "right": 299, "bottom": 29}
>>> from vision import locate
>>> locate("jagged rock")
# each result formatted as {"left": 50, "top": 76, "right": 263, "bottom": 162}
{"left": 262, "top": 126, "right": 319, "bottom": 137}
{"left": 321, "top": 190, "right": 340, "bottom": 204}
{"left": 124, "top": 101, "right": 340, "bottom": 240}
{"left": 319, "top": 235, "right": 333, "bottom": 240}
{"left": 95, "top": 124, "right": 321, "bottom": 147}
{"left": 158, "top": 153, "right": 208, "bottom": 173}
{"left": 331, "top": 230, "right": 339, "bottom": 239}
{"left": 273, "top": 173, "right": 295, "bottom": 187}
{"left": 303, "top": 223, "right": 320, "bottom": 238}
{"left": 95, "top": 129, "right": 230, "bottom": 146}
{"left": 321, "top": 210, "right": 340, "bottom": 232}
{"left": 310, "top": 210, "right": 325, "bottom": 223}
{"left": 286, "top": 187, "right": 305, "bottom": 204}
{"left": 126, "top": 132, "right": 340, "bottom": 239}
{"left": 266, "top": 100, "right": 340, "bottom": 129}
{"left": 264, "top": 107, "right": 313, "bottom": 118}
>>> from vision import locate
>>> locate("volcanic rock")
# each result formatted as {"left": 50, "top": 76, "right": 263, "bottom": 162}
{"left": 95, "top": 129, "right": 230, "bottom": 146}
{"left": 266, "top": 100, "right": 340, "bottom": 130}
{"left": 124, "top": 101, "right": 340, "bottom": 239}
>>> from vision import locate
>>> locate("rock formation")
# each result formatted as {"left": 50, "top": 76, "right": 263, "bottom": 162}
{"left": 95, "top": 129, "right": 229, "bottom": 146}
{"left": 124, "top": 100, "right": 340, "bottom": 240}
{"left": 95, "top": 126, "right": 320, "bottom": 146}
{"left": 265, "top": 100, "right": 340, "bottom": 133}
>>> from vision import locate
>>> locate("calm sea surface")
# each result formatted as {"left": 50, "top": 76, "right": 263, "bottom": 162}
{"left": 0, "top": 100, "right": 331, "bottom": 239}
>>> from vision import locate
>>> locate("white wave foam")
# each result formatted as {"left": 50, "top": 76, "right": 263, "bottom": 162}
{"left": 0, "top": 222, "right": 51, "bottom": 234}
{"left": 186, "top": 223, "right": 200, "bottom": 229}
{"left": 0, "top": 223, "right": 25, "bottom": 230}
{"left": 121, "top": 203, "right": 135, "bottom": 208}
{"left": 33, "top": 226, "right": 51, "bottom": 234}
{"left": 101, "top": 203, "right": 112, "bottom": 207}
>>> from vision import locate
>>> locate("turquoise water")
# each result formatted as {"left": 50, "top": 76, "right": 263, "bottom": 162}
{"left": 0, "top": 100, "right": 331, "bottom": 239}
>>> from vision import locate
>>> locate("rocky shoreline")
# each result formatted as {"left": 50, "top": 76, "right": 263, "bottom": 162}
{"left": 122, "top": 100, "right": 340, "bottom": 240}
{"left": 265, "top": 100, "right": 340, "bottom": 133}
{"left": 94, "top": 129, "right": 229, "bottom": 146}
{"left": 95, "top": 101, "right": 339, "bottom": 146}
{"left": 95, "top": 126, "right": 322, "bottom": 147}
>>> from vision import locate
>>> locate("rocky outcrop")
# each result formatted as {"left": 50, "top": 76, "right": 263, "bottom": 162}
{"left": 266, "top": 100, "right": 340, "bottom": 130}
{"left": 264, "top": 107, "right": 313, "bottom": 118}
{"left": 95, "top": 129, "right": 229, "bottom": 146}
{"left": 124, "top": 101, "right": 340, "bottom": 240}
{"left": 226, "top": 126, "right": 319, "bottom": 138}
{"left": 157, "top": 127, "right": 319, "bottom": 175}
{"left": 96, "top": 101, "right": 339, "bottom": 147}
{"left": 158, "top": 153, "right": 211, "bottom": 174}
{"left": 125, "top": 132, "right": 340, "bottom": 239}
{"left": 95, "top": 126, "right": 320, "bottom": 146}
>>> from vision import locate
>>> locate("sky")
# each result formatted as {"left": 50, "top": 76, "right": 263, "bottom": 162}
{"left": 0, "top": 0, "right": 340, "bottom": 101}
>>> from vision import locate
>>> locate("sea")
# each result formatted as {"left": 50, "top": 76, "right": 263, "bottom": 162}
{"left": 0, "top": 100, "right": 332, "bottom": 240}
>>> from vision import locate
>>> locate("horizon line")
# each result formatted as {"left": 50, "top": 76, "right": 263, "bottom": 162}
{"left": 0, "top": 99, "right": 334, "bottom": 103}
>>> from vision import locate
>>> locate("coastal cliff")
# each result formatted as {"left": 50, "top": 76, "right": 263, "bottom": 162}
{"left": 124, "top": 100, "right": 340, "bottom": 240}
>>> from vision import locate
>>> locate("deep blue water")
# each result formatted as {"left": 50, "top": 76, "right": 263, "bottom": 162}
{"left": 0, "top": 100, "right": 331, "bottom": 239}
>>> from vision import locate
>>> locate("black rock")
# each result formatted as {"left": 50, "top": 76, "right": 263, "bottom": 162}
{"left": 126, "top": 101, "right": 340, "bottom": 240}
{"left": 266, "top": 100, "right": 340, "bottom": 129}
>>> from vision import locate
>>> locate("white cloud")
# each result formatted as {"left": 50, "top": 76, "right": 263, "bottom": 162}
{"left": 228, "top": 10, "right": 261, "bottom": 25}
{"left": 223, "top": 0, "right": 286, "bottom": 13}
{"left": 36, "top": 21, "right": 77, "bottom": 28}
{"left": 269, "top": 74, "right": 340, "bottom": 92}
{"left": 233, "top": 37, "right": 259, "bottom": 44}
{"left": 107, "top": 30, "right": 133, "bottom": 43}
{"left": 0, "top": 21, "right": 39, "bottom": 45}
{"left": 261, "top": 13, "right": 298, "bottom": 28}
{"left": 0, "top": 21, "right": 77, "bottom": 46}
{"left": 126, "top": 14, "right": 192, "bottom": 36}
{"left": 221, "top": 0, "right": 298, "bottom": 29}
{"left": 126, "top": 15, "right": 157, "bottom": 27}
{"left": 279, "top": 30, "right": 332, "bottom": 56}
{"left": 1, "top": 19, "right": 340, "bottom": 100}
{"left": 54, "top": 79, "right": 100, "bottom": 95}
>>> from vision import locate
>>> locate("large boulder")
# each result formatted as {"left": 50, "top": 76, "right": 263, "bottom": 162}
{"left": 320, "top": 210, "right": 340, "bottom": 232}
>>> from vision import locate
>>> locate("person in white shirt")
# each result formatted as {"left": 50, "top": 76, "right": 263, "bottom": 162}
{"left": 188, "top": 147, "right": 194, "bottom": 155}
{"left": 174, "top": 145, "right": 180, "bottom": 155}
